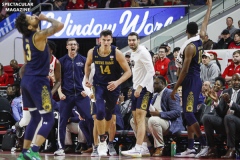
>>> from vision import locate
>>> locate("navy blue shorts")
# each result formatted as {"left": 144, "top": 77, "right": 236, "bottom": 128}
{"left": 182, "top": 76, "right": 202, "bottom": 113}
{"left": 21, "top": 75, "right": 52, "bottom": 112}
{"left": 91, "top": 102, "right": 117, "bottom": 115}
{"left": 93, "top": 84, "right": 120, "bottom": 113}
{"left": 131, "top": 87, "right": 152, "bottom": 111}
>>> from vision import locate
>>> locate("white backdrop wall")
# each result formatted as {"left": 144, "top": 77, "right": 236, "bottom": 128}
{"left": 0, "top": 29, "right": 24, "bottom": 66}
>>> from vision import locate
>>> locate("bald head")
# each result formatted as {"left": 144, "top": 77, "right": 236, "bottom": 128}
{"left": 10, "top": 59, "right": 19, "bottom": 70}
{"left": 232, "top": 73, "right": 240, "bottom": 90}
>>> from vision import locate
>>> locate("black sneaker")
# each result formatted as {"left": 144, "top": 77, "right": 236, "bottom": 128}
{"left": 15, "top": 122, "right": 25, "bottom": 138}
{"left": 75, "top": 143, "right": 81, "bottom": 153}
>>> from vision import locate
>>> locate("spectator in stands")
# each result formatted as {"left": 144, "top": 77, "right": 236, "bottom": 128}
{"left": 238, "top": 20, "right": 240, "bottom": 29}
{"left": 0, "top": 63, "right": 9, "bottom": 86}
{"left": 99, "top": 0, "right": 121, "bottom": 8}
{"left": 220, "top": 17, "right": 238, "bottom": 39}
{"left": 53, "top": 0, "right": 65, "bottom": 10}
{"left": 129, "top": 75, "right": 184, "bottom": 157}
{"left": 222, "top": 50, "right": 240, "bottom": 88}
{"left": 11, "top": 85, "right": 22, "bottom": 122}
{"left": 201, "top": 81, "right": 212, "bottom": 106}
{"left": 130, "top": 0, "right": 140, "bottom": 7}
{"left": 6, "top": 84, "right": 17, "bottom": 102}
{"left": 214, "top": 29, "right": 232, "bottom": 49}
{"left": 87, "top": 0, "right": 98, "bottom": 9}
{"left": 161, "top": 43, "right": 173, "bottom": 60}
{"left": 148, "top": 0, "right": 163, "bottom": 6}
{"left": 177, "top": 86, "right": 182, "bottom": 106}
{"left": 66, "top": 0, "right": 85, "bottom": 9}
{"left": 200, "top": 52, "right": 220, "bottom": 85}
{"left": 202, "top": 33, "right": 214, "bottom": 50}
{"left": 207, "top": 51, "right": 222, "bottom": 73}
{"left": 120, "top": 0, "right": 131, "bottom": 7}
{"left": 211, "top": 73, "right": 240, "bottom": 159}
{"left": 167, "top": 47, "right": 180, "bottom": 89}
{"left": 228, "top": 30, "right": 240, "bottom": 49}
{"left": 152, "top": 53, "right": 159, "bottom": 66}
{"left": 154, "top": 46, "right": 170, "bottom": 81}
{"left": 10, "top": 59, "right": 21, "bottom": 85}
{"left": 200, "top": 77, "right": 226, "bottom": 158}
{"left": 64, "top": 107, "right": 87, "bottom": 153}
{"left": 121, "top": 52, "right": 133, "bottom": 101}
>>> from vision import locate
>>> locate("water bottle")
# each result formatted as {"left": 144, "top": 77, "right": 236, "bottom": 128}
{"left": 119, "top": 144, "right": 122, "bottom": 156}
{"left": 171, "top": 141, "right": 176, "bottom": 157}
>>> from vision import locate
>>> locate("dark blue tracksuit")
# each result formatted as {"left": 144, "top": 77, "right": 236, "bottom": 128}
{"left": 58, "top": 54, "right": 93, "bottom": 149}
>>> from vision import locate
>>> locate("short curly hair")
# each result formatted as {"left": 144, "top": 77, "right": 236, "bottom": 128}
{"left": 186, "top": 22, "right": 198, "bottom": 35}
{"left": 15, "top": 12, "right": 32, "bottom": 37}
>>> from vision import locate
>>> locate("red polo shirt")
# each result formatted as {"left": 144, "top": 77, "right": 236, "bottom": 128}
{"left": 154, "top": 57, "right": 170, "bottom": 81}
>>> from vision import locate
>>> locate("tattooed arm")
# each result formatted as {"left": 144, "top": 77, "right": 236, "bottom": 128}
{"left": 34, "top": 14, "right": 64, "bottom": 51}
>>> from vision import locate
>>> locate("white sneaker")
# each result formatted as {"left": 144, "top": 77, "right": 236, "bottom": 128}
{"left": 121, "top": 147, "right": 142, "bottom": 158}
{"left": 54, "top": 149, "right": 65, "bottom": 156}
{"left": 97, "top": 136, "right": 108, "bottom": 157}
{"left": 121, "top": 147, "right": 135, "bottom": 156}
{"left": 195, "top": 146, "right": 209, "bottom": 158}
{"left": 141, "top": 144, "right": 150, "bottom": 157}
{"left": 174, "top": 148, "right": 196, "bottom": 158}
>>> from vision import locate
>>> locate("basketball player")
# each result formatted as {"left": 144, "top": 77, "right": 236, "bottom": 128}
{"left": 121, "top": 32, "right": 155, "bottom": 158}
{"left": 85, "top": 29, "right": 131, "bottom": 156}
{"left": 82, "top": 64, "right": 118, "bottom": 156}
{"left": 170, "top": 0, "right": 212, "bottom": 158}
{"left": 15, "top": 12, "right": 63, "bottom": 160}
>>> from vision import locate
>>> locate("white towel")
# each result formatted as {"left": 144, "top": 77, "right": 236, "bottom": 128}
{"left": 175, "top": 35, "right": 200, "bottom": 68}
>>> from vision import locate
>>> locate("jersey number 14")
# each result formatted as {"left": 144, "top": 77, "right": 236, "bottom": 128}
{"left": 100, "top": 65, "right": 111, "bottom": 74}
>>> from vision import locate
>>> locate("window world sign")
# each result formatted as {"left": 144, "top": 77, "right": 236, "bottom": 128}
{"left": 41, "top": 7, "right": 186, "bottom": 38}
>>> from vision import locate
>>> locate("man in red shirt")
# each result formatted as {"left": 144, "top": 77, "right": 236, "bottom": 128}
{"left": 154, "top": 46, "right": 170, "bottom": 81}
{"left": 222, "top": 50, "right": 240, "bottom": 88}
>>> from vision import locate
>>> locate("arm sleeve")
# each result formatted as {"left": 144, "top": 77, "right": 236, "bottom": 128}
{"left": 139, "top": 52, "right": 155, "bottom": 88}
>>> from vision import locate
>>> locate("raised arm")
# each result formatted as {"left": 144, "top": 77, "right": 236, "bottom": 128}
{"left": 36, "top": 14, "right": 64, "bottom": 39}
{"left": 199, "top": 0, "right": 212, "bottom": 40}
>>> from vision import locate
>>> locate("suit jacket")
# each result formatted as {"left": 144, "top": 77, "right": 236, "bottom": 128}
{"left": 216, "top": 88, "right": 240, "bottom": 118}
{"left": 153, "top": 88, "right": 184, "bottom": 135}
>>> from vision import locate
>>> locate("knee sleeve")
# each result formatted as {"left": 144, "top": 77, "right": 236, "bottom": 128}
{"left": 96, "top": 99, "right": 105, "bottom": 120}
{"left": 184, "top": 112, "right": 197, "bottom": 126}
{"left": 24, "top": 110, "right": 41, "bottom": 140}
{"left": 38, "top": 112, "right": 55, "bottom": 138}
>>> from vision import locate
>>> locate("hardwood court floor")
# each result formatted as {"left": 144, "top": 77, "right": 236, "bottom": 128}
{"left": 0, "top": 151, "right": 234, "bottom": 160}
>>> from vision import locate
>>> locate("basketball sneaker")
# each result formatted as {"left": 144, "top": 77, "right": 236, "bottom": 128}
{"left": 23, "top": 148, "right": 41, "bottom": 160}
{"left": 174, "top": 148, "right": 196, "bottom": 158}
{"left": 54, "top": 148, "right": 65, "bottom": 156}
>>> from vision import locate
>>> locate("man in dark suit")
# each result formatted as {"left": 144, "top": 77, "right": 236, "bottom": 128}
{"left": 219, "top": 73, "right": 240, "bottom": 159}
{"left": 130, "top": 75, "right": 184, "bottom": 157}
